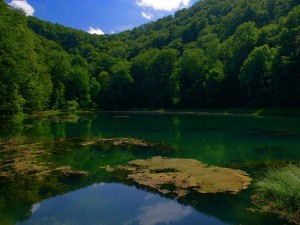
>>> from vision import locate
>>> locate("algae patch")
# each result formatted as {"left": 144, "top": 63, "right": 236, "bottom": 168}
{"left": 106, "top": 157, "right": 252, "bottom": 197}
{"left": 80, "top": 137, "right": 153, "bottom": 148}
{"left": 0, "top": 138, "right": 88, "bottom": 179}
{"left": 57, "top": 137, "right": 156, "bottom": 148}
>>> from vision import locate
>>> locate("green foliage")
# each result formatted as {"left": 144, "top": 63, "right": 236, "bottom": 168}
{"left": 1, "top": 0, "right": 300, "bottom": 113}
{"left": 65, "top": 100, "right": 79, "bottom": 111}
{"left": 46, "top": 49, "right": 71, "bottom": 109}
{"left": 96, "top": 61, "right": 134, "bottom": 109}
{"left": 271, "top": 5, "right": 300, "bottom": 107}
{"left": 0, "top": 1, "right": 52, "bottom": 113}
{"left": 66, "top": 66, "right": 91, "bottom": 107}
{"left": 176, "top": 48, "right": 208, "bottom": 107}
{"left": 146, "top": 49, "right": 178, "bottom": 107}
{"left": 226, "top": 21, "right": 259, "bottom": 75}
{"left": 255, "top": 165, "right": 300, "bottom": 224}
{"left": 240, "top": 45, "right": 278, "bottom": 106}
{"left": 107, "top": 60, "right": 134, "bottom": 109}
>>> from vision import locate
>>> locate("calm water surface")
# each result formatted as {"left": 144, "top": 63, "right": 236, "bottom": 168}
{"left": 1, "top": 112, "right": 300, "bottom": 225}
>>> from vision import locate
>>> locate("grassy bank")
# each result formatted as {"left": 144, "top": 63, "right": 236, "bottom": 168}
{"left": 253, "top": 165, "right": 300, "bottom": 224}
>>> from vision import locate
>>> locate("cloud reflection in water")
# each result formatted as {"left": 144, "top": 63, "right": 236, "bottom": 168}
{"left": 20, "top": 183, "right": 229, "bottom": 225}
{"left": 30, "top": 203, "right": 41, "bottom": 214}
{"left": 125, "top": 201, "right": 192, "bottom": 225}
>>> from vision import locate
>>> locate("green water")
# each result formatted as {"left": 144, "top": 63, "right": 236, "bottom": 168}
{"left": 1, "top": 112, "right": 300, "bottom": 225}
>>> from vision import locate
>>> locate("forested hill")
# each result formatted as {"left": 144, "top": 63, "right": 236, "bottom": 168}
{"left": 1, "top": 0, "right": 300, "bottom": 114}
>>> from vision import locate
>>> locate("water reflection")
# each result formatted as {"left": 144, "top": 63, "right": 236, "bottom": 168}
{"left": 125, "top": 202, "right": 192, "bottom": 225}
{"left": 19, "top": 183, "right": 229, "bottom": 225}
{"left": 1, "top": 112, "right": 299, "bottom": 225}
{"left": 30, "top": 203, "right": 40, "bottom": 214}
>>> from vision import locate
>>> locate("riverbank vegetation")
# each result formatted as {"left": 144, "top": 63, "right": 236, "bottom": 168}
{"left": 253, "top": 165, "right": 300, "bottom": 224}
{"left": 1, "top": 0, "right": 300, "bottom": 115}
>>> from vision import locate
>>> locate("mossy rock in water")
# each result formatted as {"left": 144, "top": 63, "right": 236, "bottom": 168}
{"left": 107, "top": 157, "right": 252, "bottom": 197}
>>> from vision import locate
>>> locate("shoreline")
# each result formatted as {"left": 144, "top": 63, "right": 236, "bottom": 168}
{"left": 1, "top": 108, "right": 300, "bottom": 122}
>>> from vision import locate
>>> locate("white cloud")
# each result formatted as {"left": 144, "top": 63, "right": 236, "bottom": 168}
{"left": 136, "top": 0, "right": 191, "bottom": 11}
{"left": 8, "top": 0, "right": 35, "bottom": 16}
{"left": 88, "top": 27, "right": 105, "bottom": 35}
{"left": 141, "top": 11, "right": 154, "bottom": 20}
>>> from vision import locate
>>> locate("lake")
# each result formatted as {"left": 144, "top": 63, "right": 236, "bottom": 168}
{"left": 1, "top": 111, "right": 300, "bottom": 225}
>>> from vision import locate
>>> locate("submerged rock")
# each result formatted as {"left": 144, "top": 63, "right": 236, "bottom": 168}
{"left": 106, "top": 156, "right": 252, "bottom": 197}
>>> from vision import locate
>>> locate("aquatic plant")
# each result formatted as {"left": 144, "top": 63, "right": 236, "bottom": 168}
{"left": 0, "top": 136, "right": 174, "bottom": 180}
{"left": 57, "top": 137, "right": 157, "bottom": 148}
{"left": 106, "top": 156, "right": 252, "bottom": 197}
{"left": 0, "top": 138, "right": 88, "bottom": 179}
{"left": 80, "top": 137, "right": 154, "bottom": 147}
{"left": 253, "top": 165, "right": 300, "bottom": 224}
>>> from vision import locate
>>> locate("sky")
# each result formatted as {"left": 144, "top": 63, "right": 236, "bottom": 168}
{"left": 6, "top": 0, "right": 199, "bottom": 35}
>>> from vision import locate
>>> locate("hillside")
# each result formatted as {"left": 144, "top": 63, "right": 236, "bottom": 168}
{"left": 1, "top": 0, "right": 300, "bottom": 114}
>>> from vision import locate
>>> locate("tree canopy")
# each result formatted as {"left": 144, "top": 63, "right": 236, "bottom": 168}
{"left": 1, "top": 0, "right": 300, "bottom": 114}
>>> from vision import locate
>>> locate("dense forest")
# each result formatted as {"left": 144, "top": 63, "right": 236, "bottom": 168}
{"left": 1, "top": 0, "right": 300, "bottom": 114}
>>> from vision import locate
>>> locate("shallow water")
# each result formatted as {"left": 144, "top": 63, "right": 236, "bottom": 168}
{"left": 1, "top": 112, "right": 300, "bottom": 225}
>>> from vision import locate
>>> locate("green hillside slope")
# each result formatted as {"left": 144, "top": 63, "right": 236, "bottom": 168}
{"left": 1, "top": 0, "right": 300, "bottom": 113}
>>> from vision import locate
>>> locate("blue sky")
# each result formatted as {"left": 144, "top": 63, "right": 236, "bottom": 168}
{"left": 6, "top": 0, "right": 199, "bottom": 34}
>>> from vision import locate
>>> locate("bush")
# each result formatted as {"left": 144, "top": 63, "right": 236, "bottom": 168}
{"left": 254, "top": 165, "right": 300, "bottom": 224}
